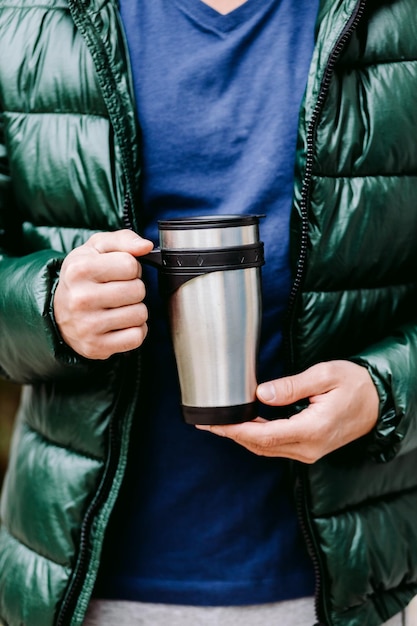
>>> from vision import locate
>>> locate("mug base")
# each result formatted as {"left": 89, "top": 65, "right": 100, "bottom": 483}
{"left": 182, "top": 402, "right": 256, "bottom": 425}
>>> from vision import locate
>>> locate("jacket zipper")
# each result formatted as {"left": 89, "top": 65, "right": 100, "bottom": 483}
{"left": 67, "top": 0, "right": 139, "bottom": 231}
{"left": 56, "top": 2, "right": 141, "bottom": 625}
{"left": 123, "top": 193, "right": 135, "bottom": 230}
{"left": 284, "top": 1, "right": 367, "bottom": 624}
{"left": 55, "top": 355, "right": 138, "bottom": 626}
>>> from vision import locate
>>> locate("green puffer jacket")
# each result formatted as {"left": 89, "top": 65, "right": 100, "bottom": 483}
{"left": 0, "top": 0, "right": 417, "bottom": 624}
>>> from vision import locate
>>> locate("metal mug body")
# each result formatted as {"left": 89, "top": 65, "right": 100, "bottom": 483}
{"left": 157, "top": 215, "right": 263, "bottom": 425}
{"left": 169, "top": 267, "right": 262, "bottom": 423}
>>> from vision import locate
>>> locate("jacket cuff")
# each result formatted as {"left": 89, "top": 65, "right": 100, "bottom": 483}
{"left": 350, "top": 357, "right": 404, "bottom": 463}
{"left": 46, "top": 259, "right": 101, "bottom": 369}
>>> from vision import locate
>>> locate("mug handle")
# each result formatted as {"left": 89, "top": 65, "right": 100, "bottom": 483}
{"left": 140, "top": 248, "right": 163, "bottom": 269}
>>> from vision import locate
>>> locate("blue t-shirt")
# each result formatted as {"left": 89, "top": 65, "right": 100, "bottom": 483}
{"left": 96, "top": 0, "right": 319, "bottom": 606}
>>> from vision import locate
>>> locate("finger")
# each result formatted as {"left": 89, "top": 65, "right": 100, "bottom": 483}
{"left": 256, "top": 362, "right": 333, "bottom": 407}
{"left": 79, "top": 324, "right": 149, "bottom": 360}
{"left": 197, "top": 409, "right": 317, "bottom": 447}
{"left": 86, "top": 230, "right": 154, "bottom": 256}
{"left": 83, "top": 279, "right": 146, "bottom": 309}
{"left": 104, "top": 324, "right": 149, "bottom": 354}
{"left": 94, "top": 302, "right": 149, "bottom": 334}
{"left": 103, "top": 279, "right": 146, "bottom": 307}
{"left": 67, "top": 251, "right": 142, "bottom": 284}
{"left": 195, "top": 421, "right": 300, "bottom": 459}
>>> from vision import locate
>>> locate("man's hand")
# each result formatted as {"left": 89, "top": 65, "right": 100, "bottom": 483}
{"left": 53, "top": 230, "right": 153, "bottom": 360}
{"left": 196, "top": 361, "right": 379, "bottom": 463}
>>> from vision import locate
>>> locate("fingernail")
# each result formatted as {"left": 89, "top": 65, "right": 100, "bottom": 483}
{"left": 257, "top": 382, "right": 276, "bottom": 402}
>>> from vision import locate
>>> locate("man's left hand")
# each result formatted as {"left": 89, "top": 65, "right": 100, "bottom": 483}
{"left": 196, "top": 360, "right": 379, "bottom": 463}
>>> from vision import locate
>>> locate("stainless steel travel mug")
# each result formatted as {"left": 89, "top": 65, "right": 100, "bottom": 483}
{"left": 142, "top": 215, "right": 264, "bottom": 425}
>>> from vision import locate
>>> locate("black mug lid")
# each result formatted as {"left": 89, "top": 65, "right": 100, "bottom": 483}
{"left": 158, "top": 214, "right": 264, "bottom": 231}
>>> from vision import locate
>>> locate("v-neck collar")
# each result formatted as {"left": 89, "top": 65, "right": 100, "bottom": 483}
{"left": 175, "top": 0, "right": 264, "bottom": 33}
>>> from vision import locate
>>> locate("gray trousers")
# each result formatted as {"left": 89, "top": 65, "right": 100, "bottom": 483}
{"left": 83, "top": 597, "right": 409, "bottom": 626}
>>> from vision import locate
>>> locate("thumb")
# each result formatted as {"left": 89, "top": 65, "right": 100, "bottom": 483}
{"left": 256, "top": 365, "right": 326, "bottom": 407}
{"left": 86, "top": 229, "right": 154, "bottom": 256}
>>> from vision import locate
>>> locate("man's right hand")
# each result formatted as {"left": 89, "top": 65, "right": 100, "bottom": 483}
{"left": 53, "top": 230, "right": 154, "bottom": 360}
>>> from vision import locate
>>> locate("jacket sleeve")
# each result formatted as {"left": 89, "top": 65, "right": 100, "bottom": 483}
{"left": 0, "top": 249, "right": 94, "bottom": 383}
{"left": 352, "top": 320, "right": 417, "bottom": 463}
{"left": 0, "top": 120, "right": 99, "bottom": 384}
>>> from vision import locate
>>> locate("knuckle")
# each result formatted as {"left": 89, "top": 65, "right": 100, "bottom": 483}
{"left": 123, "top": 326, "right": 147, "bottom": 351}
{"left": 282, "top": 376, "right": 296, "bottom": 399}
{"left": 241, "top": 433, "right": 277, "bottom": 456}
{"left": 125, "top": 254, "right": 139, "bottom": 277}
{"left": 77, "top": 321, "right": 97, "bottom": 344}
{"left": 303, "top": 449, "right": 321, "bottom": 464}
{"left": 137, "top": 279, "right": 146, "bottom": 301}
{"left": 259, "top": 433, "right": 278, "bottom": 450}
{"left": 129, "top": 279, "right": 146, "bottom": 304}
{"left": 70, "top": 289, "right": 92, "bottom": 312}
{"left": 79, "top": 340, "right": 103, "bottom": 360}
{"left": 137, "top": 302, "right": 149, "bottom": 323}
{"left": 64, "top": 258, "right": 90, "bottom": 282}
{"left": 139, "top": 323, "right": 149, "bottom": 342}
{"left": 87, "top": 232, "right": 105, "bottom": 247}
{"left": 298, "top": 436, "right": 325, "bottom": 464}
{"left": 140, "top": 324, "right": 149, "bottom": 344}
{"left": 313, "top": 361, "right": 333, "bottom": 385}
